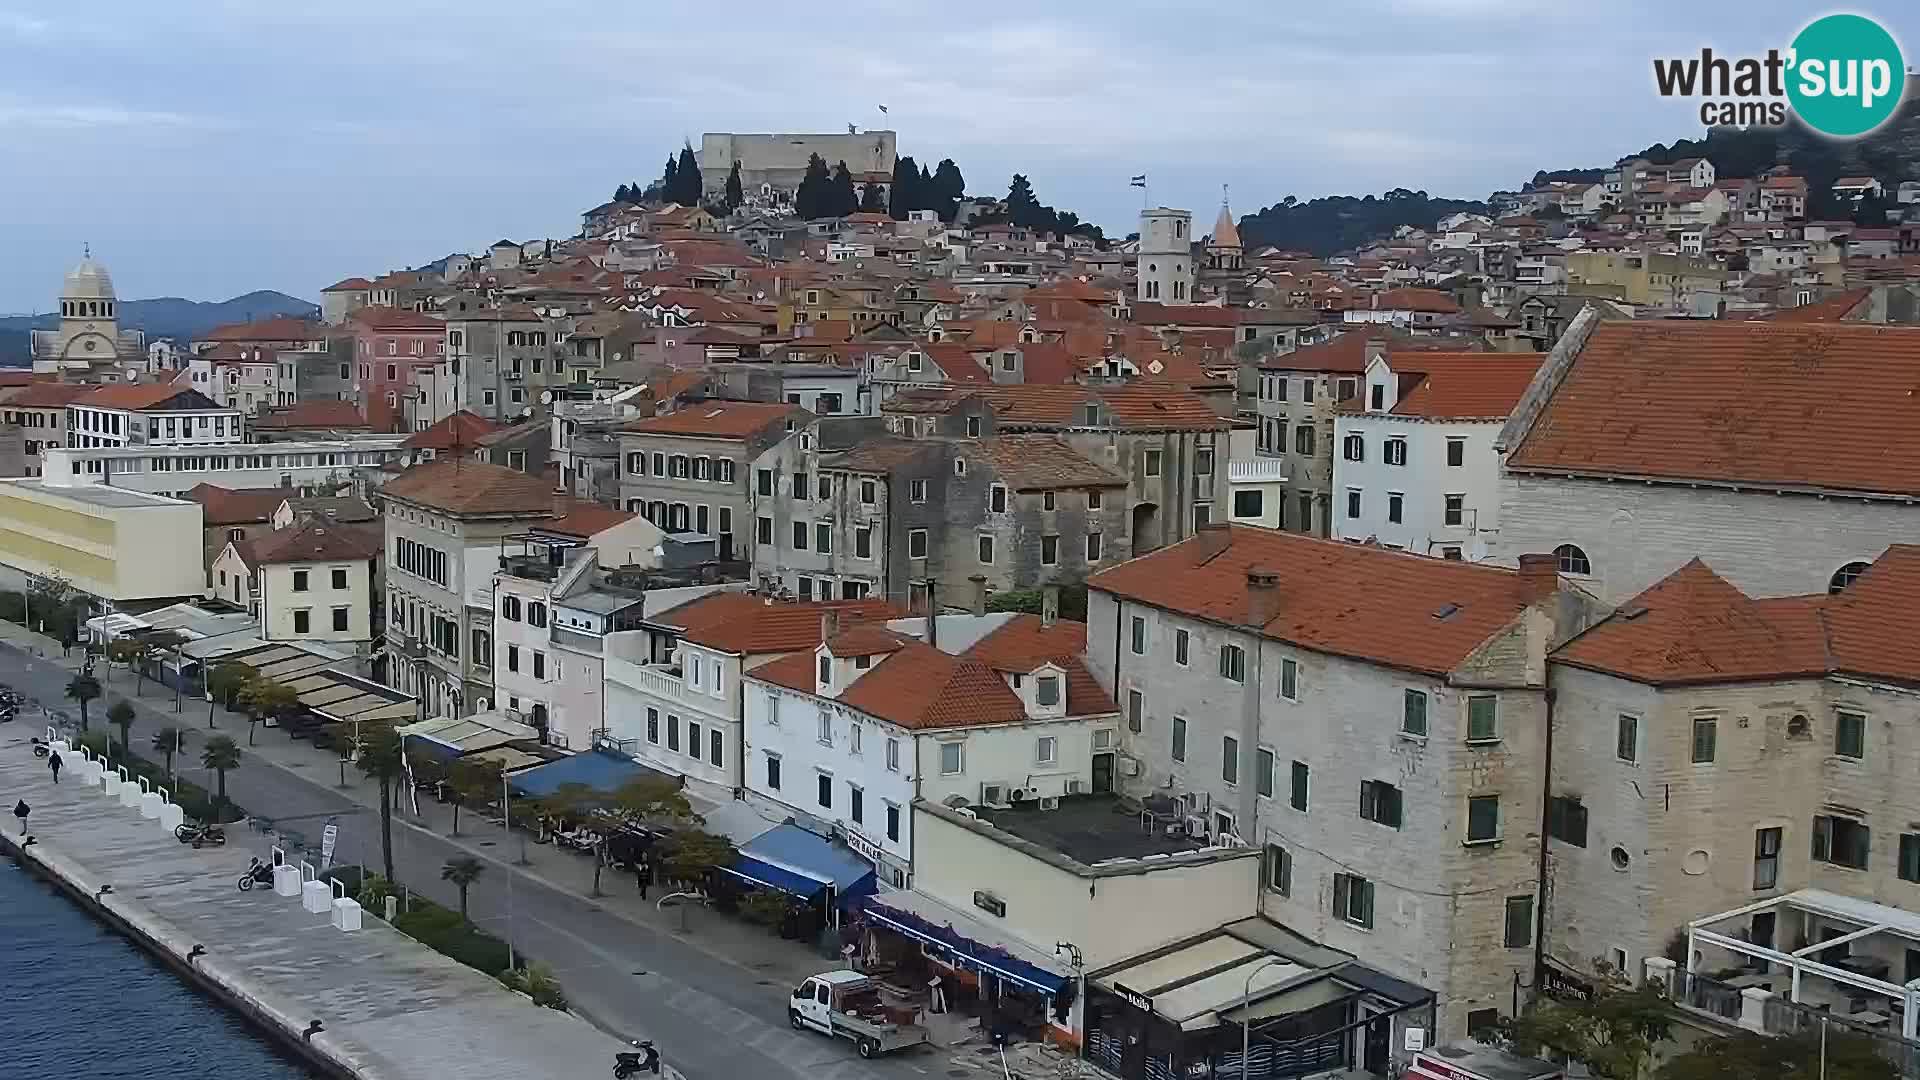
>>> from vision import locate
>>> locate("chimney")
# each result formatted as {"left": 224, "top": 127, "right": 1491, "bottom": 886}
{"left": 1516, "top": 553, "right": 1560, "bottom": 604}
{"left": 920, "top": 578, "right": 939, "bottom": 649}
{"left": 1041, "top": 584, "right": 1060, "bottom": 628}
{"left": 551, "top": 485, "right": 568, "bottom": 520}
{"left": 1246, "top": 568, "right": 1282, "bottom": 627}
{"left": 1195, "top": 522, "right": 1231, "bottom": 562}
{"left": 821, "top": 610, "right": 842, "bottom": 643}
{"left": 1363, "top": 337, "right": 1387, "bottom": 367}
{"left": 969, "top": 574, "right": 988, "bottom": 618}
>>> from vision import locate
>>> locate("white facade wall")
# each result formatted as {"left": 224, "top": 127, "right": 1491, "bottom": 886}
{"left": 1492, "top": 472, "right": 1920, "bottom": 601}
{"left": 603, "top": 633, "right": 743, "bottom": 796}
{"left": 65, "top": 405, "right": 244, "bottom": 450}
{"left": 491, "top": 574, "right": 557, "bottom": 733}
{"left": 259, "top": 559, "right": 371, "bottom": 643}
{"left": 1137, "top": 209, "right": 1195, "bottom": 303}
{"left": 1333, "top": 413, "right": 1504, "bottom": 559}
{"left": 39, "top": 441, "right": 405, "bottom": 496}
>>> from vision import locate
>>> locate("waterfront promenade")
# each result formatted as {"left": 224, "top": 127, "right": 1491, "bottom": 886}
{"left": 0, "top": 723, "right": 634, "bottom": 1080}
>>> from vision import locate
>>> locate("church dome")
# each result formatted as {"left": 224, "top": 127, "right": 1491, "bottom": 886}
{"left": 64, "top": 255, "right": 115, "bottom": 301}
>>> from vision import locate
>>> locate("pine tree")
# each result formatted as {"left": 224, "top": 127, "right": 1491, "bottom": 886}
{"left": 1007, "top": 173, "right": 1041, "bottom": 228}
{"left": 932, "top": 158, "right": 965, "bottom": 221}
{"left": 859, "top": 180, "right": 887, "bottom": 213}
{"left": 889, "top": 155, "right": 920, "bottom": 219}
{"left": 829, "top": 160, "right": 859, "bottom": 218}
{"left": 661, "top": 155, "right": 678, "bottom": 202}
{"left": 672, "top": 142, "right": 702, "bottom": 206}
{"left": 724, "top": 161, "right": 744, "bottom": 211}
{"left": 613, "top": 183, "right": 632, "bottom": 203}
{"left": 795, "top": 153, "right": 831, "bottom": 219}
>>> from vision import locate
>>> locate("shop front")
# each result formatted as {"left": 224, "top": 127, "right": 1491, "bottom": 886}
{"left": 861, "top": 890, "right": 1076, "bottom": 1048}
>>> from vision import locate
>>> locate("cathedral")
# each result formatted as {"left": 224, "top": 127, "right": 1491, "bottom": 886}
{"left": 31, "top": 250, "right": 145, "bottom": 375}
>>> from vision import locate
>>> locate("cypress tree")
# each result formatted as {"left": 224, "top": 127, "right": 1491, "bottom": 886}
{"left": 795, "top": 154, "right": 831, "bottom": 219}
{"left": 889, "top": 155, "right": 919, "bottom": 219}
{"left": 859, "top": 179, "right": 887, "bottom": 213}
{"left": 661, "top": 156, "right": 678, "bottom": 202}
{"left": 724, "top": 161, "right": 744, "bottom": 211}
{"left": 932, "top": 158, "right": 965, "bottom": 221}
{"left": 829, "top": 160, "right": 858, "bottom": 218}
{"left": 673, "top": 142, "right": 702, "bottom": 206}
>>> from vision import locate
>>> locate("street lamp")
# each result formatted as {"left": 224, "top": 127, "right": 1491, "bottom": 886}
{"left": 1055, "top": 941, "right": 1085, "bottom": 1061}
{"left": 1241, "top": 957, "right": 1288, "bottom": 1078}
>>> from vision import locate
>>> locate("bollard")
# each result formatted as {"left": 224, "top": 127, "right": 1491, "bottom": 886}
{"left": 102, "top": 767, "right": 122, "bottom": 798}
{"left": 383, "top": 895, "right": 398, "bottom": 922}
{"left": 300, "top": 861, "right": 330, "bottom": 914}
{"left": 272, "top": 862, "right": 302, "bottom": 899}
{"left": 139, "top": 783, "right": 163, "bottom": 820}
{"left": 158, "top": 798, "right": 184, "bottom": 832}
{"left": 329, "top": 879, "right": 362, "bottom": 932}
{"left": 119, "top": 773, "right": 144, "bottom": 809}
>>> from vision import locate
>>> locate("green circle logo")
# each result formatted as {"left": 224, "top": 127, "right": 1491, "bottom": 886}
{"left": 1788, "top": 14, "right": 1906, "bottom": 137}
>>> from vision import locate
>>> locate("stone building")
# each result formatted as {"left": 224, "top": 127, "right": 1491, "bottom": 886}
{"left": 1136, "top": 207, "right": 1195, "bottom": 304}
{"left": 698, "top": 130, "right": 897, "bottom": 202}
{"left": 31, "top": 251, "right": 146, "bottom": 375}
{"left": 617, "top": 400, "right": 808, "bottom": 561}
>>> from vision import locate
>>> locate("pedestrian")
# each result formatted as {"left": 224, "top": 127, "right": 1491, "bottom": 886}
{"left": 635, "top": 852, "right": 653, "bottom": 900}
{"left": 12, "top": 798, "right": 28, "bottom": 835}
{"left": 47, "top": 748, "right": 61, "bottom": 784}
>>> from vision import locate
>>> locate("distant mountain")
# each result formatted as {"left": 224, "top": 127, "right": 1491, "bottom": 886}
{"left": 0, "top": 289, "right": 318, "bottom": 365}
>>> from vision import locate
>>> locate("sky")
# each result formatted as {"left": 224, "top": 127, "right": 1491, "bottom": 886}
{"left": 0, "top": 1, "right": 1912, "bottom": 311}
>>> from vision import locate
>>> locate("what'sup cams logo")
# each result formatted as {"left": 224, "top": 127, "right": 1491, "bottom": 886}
{"left": 1653, "top": 13, "right": 1907, "bottom": 138}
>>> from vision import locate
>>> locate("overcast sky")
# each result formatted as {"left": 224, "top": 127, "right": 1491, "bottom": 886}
{"left": 0, "top": 1, "right": 1909, "bottom": 310}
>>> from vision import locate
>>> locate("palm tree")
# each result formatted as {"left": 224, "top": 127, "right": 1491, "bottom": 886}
{"left": 238, "top": 677, "right": 299, "bottom": 746}
{"left": 151, "top": 726, "right": 185, "bottom": 785}
{"left": 445, "top": 758, "right": 502, "bottom": 837}
{"left": 440, "top": 856, "right": 484, "bottom": 922}
{"left": 356, "top": 725, "right": 404, "bottom": 882}
{"left": 199, "top": 735, "right": 241, "bottom": 819}
{"left": 65, "top": 673, "right": 101, "bottom": 731}
{"left": 105, "top": 699, "right": 137, "bottom": 762}
{"left": 105, "top": 638, "right": 141, "bottom": 684}
{"left": 205, "top": 661, "right": 251, "bottom": 729}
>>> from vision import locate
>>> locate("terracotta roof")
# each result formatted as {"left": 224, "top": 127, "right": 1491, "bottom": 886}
{"left": 322, "top": 277, "right": 375, "bottom": 292}
{"left": 883, "top": 384, "right": 1226, "bottom": 432}
{"left": 1505, "top": 322, "right": 1920, "bottom": 496}
{"left": 279, "top": 496, "right": 376, "bottom": 523}
{"left": 1090, "top": 526, "right": 1546, "bottom": 676}
{"left": 250, "top": 400, "right": 369, "bottom": 430}
{"left": 965, "top": 435, "right": 1129, "bottom": 490}
{"left": 249, "top": 520, "right": 383, "bottom": 565}
{"left": 1371, "top": 287, "right": 1461, "bottom": 314}
{"left": 202, "top": 317, "right": 322, "bottom": 343}
{"left": 5, "top": 383, "right": 92, "bottom": 408}
{"left": 1768, "top": 289, "right": 1870, "bottom": 323}
{"left": 380, "top": 459, "right": 556, "bottom": 517}
{"left": 1025, "top": 278, "right": 1113, "bottom": 304}
{"left": 402, "top": 410, "right": 503, "bottom": 451}
{"left": 185, "top": 484, "right": 288, "bottom": 526}
{"left": 966, "top": 615, "right": 1114, "bottom": 715}
{"left": 75, "top": 384, "right": 218, "bottom": 411}
{"left": 1822, "top": 546, "right": 1920, "bottom": 686}
{"left": 0, "top": 370, "right": 35, "bottom": 388}
{"left": 347, "top": 306, "right": 445, "bottom": 331}
{"left": 820, "top": 438, "right": 939, "bottom": 474}
{"left": 1384, "top": 353, "right": 1545, "bottom": 419}
{"left": 654, "top": 594, "right": 901, "bottom": 655}
{"left": 542, "top": 499, "right": 636, "bottom": 540}
{"left": 1260, "top": 328, "right": 1474, "bottom": 374}
{"left": 622, "top": 401, "right": 804, "bottom": 440}
{"left": 824, "top": 624, "right": 913, "bottom": 658}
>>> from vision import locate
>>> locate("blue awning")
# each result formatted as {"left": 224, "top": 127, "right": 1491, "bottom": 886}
{"left": 863, "top": 895, "right": 1070, "bottom": 996}
{"left": 506, "top": 750, "right": 668, "bottom": 800}
{"left": 723, "top": 823, "right": 877, "bottom": 906}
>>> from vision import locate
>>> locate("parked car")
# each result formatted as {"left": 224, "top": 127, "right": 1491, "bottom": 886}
{"left": 787, "top": 970, "right": 929, "bottom": 1058}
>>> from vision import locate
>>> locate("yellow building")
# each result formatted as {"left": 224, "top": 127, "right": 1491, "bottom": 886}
{"left": 1565, "top": 251, "right": 1727, "bottom": 307}
{"left": 0, "top": 479, "right": 203, "bottom": 602}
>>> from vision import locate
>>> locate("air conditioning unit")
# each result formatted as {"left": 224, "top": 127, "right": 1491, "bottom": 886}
{"left": 1009, "top": 787, "right": 1038, "bottom": 803}
{"left": 1066, "top": 779, "right": 1088, "bottom": 795}
{"left": 507, "top": 372, "right": 525, "bottom": 382}
{"left": 1039, "top": 796, "right": 1061, "bottom": 811}
{"left": 1118, "top": 755, "right": 1141, "bottom": 777}
{"left": 1183, "top": 791, "right": 1211, "bottom": 815}
{"left": 1185, "top": 815, "right": 1210, "bottom": 839}
{"left": 980, "top": 782, "right": 1012, "bottom": 808}
{"left": 1219, "top": 832, "right": 1247, "bottom": 849}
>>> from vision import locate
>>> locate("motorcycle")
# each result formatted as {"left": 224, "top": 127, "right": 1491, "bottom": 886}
{"left": 236, "top": 857, "right": 276, "bottom": 891}
{"left": 176, "top": 821, "right": 227, "bottom": 848}
{"left": 30, "top": 737, "right": 50, "bottom": 758}
{"left": 612, "top": 1040, "right": 660, "bottom": 1078}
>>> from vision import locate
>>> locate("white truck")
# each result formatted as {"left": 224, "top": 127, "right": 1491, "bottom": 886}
{"left": 787, "top": 969, "right": 931, "bottom": 1059}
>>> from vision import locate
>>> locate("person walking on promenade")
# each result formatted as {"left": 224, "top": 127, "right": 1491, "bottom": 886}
{"left": 635, "top": 852, "right": 654, "bottom": 900}
{"left": 47, "top": 748, "right": 61, "bottom": 784}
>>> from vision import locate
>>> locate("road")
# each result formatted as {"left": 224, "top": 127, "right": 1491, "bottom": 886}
{"left": 0, "top": 641, "right": 943, "bottom": 1080}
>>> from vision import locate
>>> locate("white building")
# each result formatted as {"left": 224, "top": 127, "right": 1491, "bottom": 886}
{"left": 36, "top": 438, "right": 407, "bottom": 498}
{"left": 31, "top": 252, "right": 146, "bottom": 375}
{"left": 1332, "top": 349, "right": 1544, "bottom": 560}
{"left": 218, "top": 518, "right": 382, "bottom": 646}
{"left": 65, "top": 384, "right": 243, "bottom": 451}
{"left": 1495, "top": 312, "right": 1920, "bottom": 601}
{"left": 1136, "top": 207, "right": 1194, "bottom": 303}
{"left": 742, "top": 609, "right": 1118, "bottom": 888}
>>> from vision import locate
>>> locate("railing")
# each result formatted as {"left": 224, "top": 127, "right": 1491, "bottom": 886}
{"left": 1228, "top": 459, "right": 1287, "bottom": 484}
{"left": 552, "top": 627, "right": 602, "bottom": 654}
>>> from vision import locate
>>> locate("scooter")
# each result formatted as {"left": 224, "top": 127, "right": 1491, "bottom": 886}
{"left": 612, "top": 1040, "right": 660, "bottom": 1077}
{"left": 176, "top": 821, "right": 227, "bottom": 848}
{"left": 236, "top": 857, "right": 275, "bottom": 891}
{"left": 30, "top": 737, "right": 50, "bottom": 758}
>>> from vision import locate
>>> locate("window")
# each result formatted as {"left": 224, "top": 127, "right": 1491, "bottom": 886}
{"left": 1174, "top": 629, "right": 1190, "bottom": 666}
{"left": 1369, "top": 384, "right": 1386, "bottom": 410}
{"left": 765, "top": 753, "right": 781, "bottom": 790}
{"left": 909, "top": 478, "right": 928, "bottom": 503}
{"left": 885, "top": 737, "right": 900, "bottom": 772}
{"left": 1504, "top": 896, "right": 1535, "bottom": 948}
{"left": 789, "top": 469, "right": 807, "bottom": 498}
{"left": 1467, "top": 796, "right": 1501, "bottom": 843}
{"left": 1466, "top": 1010, "right": 1500, "bottom": 1039}
{"left": 792, "top": 521, "right": 809, "bottom": 551}
{"left": 939, "top": 741, "right": 964, "bottom": 775}
{"left": 1171, "top": 716, "right": 1187, "bottom": 761}
{"left": 1360, "top": 780, "right": 1403, "bottom": 828}
{"left": 332, "top": 607, "right": 349, "bottom": 632}
{"left": 1813, "top": 815, "right": 1870, "bottom": 870}
{"left": 1144, "top": 450, "right": 1162, "bottom": 477}
{"left": 1691, "top": 717, "right": 1718, "bottom": 763}
{"left": 1219, "top": 644, "right": 1245, "bottom": 683}
{"left": 292, "top": 569, "right": 310, "bottom": 592}
{"left": 1040, "top": 535, "right": 1058, "bottom": 565}
{"left": 815, "top": 523, "right": 831, "bottom": 554}
{"left": 1836, "top": 709, "right": 1866, "bottom": 759}
{"left": 1830, "top": 562, "right": 1872, "bottom": 593}
{"left": 1402, "top": 690, "right": 1428, "bottom": 737}
{"left": 817, "top": 772, "right": 833, "bottom": 809}
{"left": 1447, "top": 438, "right": 1466, "bottom": 467}
{"left": 908, "top": 529, "right": 928, "bottom": 559}
{"left": 471, "top": 628, "right": 491, "bottom": 665}
{"left": 1468, "top": 695, "right": 1498, "bottom": 742}
{"left": 1332, "top": 873, "right": 1374, "bottom": 929}
{"left": 686, "top": 720, "right": 702, "bottom": 758}
{"left": 1233, "top": 489, "right": 1264, "bottom": 519}
{"left": 1222, "top": 735, "right": 1239, "bottom": 784}
{"left": 886, "top": 803, "right": 900, "bottom": 842}
{"left": 1342, "top": 433, "right": 1365, "bottom": 462}
{"left": 507, "top": 645, "right": 520, "bottom": 672}
{"left": 1036, "top": 676, "right": 1059, "bottom": 707}
{"left": 1296, "top": 493, "right": 1313, "bottom": 532}
{"left": 1289, "top": 761, "right": 1309, "bottom": 812}
{"left": 667, "top": 715, "right": 680, "bottom": 751}
{"left": 816, "top": 474, "right": 831, "bottom": 501}
{"left": 1901, "top": 834, "right": 1920, "bottom": 884}
{"left": 1549, "top": 796, "right": 1589, "bottom": 847}
{"left": 1616, "top": 714, "right": 1639, "bottom": 763}
{"left": 1035, "top": 735, "right": 1057, "bottom": 764}
{"left": 1265, "top": 844, "right": 1291, "bottom": 896}
{"left": 532, "top": 651, "right": 546, "bottom": 680}
{"left": 848, "top": 784, "right": 864, "bottom": 824}
{"left": 1042, "top": 491, "right": 1055, "bottom": 511}
{"left": 1089, "top": 490, "right": 1105, "bottom": 510}
{"left": 1279, "top": 658, "right": 1299, "bottom": 701}
{"left": 977, "top": 534, "right": 994, "bottom": 564}
{"left": 1293, "top": 425, "right": 1315, "bottom": 455}
{"left": 293, "top": 609, "right": 310, "bottom": 634}
{"left": 854, "top": 526, "right": 873, "bottom": 560}
{"left": 860, "top": 478, "right": 876, "bottom": 505}
{"left": 1086, "top": 531, "right": 1103, "bottom": 561}
{"left": 1555, "top": 544, "right": 1591, "bottom": 575}
{"left": 527, "top": 603, "right": 546, "bottom": 628}
{"left": 1126, "top": 689, "right": 1143, "bottom": 733}
{"left": 755, "top": 468, "right": 774, "bottom": 496}
{"left": 1386, "top": 493, "right": 1403, "bottom": 524}
{"left": 1130, "top": 616, "right": 1146, "bottom": 655}
{"left": 1384, "top": 437, "right": 1407, "bottom": 466}
{"left": 1443, "top": 494, "right": 1465, "bottom": 527}
{"left": 989, "top": 485, "right": 1007, "bottom": 513}
{"left": 1345, "top": 489, "right": 1361, "bottom": 519}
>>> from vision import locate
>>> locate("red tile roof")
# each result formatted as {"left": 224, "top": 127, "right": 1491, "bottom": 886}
{"left": 1767, "top": 288, "right": 1870, "bottom": 323}
{"left": 964, "top": 435, "right": 1128, "bottom": 491}
{"left": 1383, "top": 352, "right": 1545, "bottom": 419}
{"left": 75, "top": 384, "right": 217, "bottom": 411}
{"left": 322, "top": 277, "right": 375, "bottom": 292}
{"left": 5, "top": 383, "right": 93, "bottom": 408}
{"left": 347, "top": 306, "right": 445, "bottom": 331}
{"left": 185, "top": 484, "right": 289, "bottom": 526}
{"left": 248, "top": 520, "right": 383, "bottom": 565}
{"left": 250, "top": 400, "right": 369, "bottom": 430}
{"left": 0, "top": 371, "right": 34, "bottom": 388}
{"left": 380, "top": 459, "right": 556, "bottom": 517}
{"left": 622, "top": 401, "right": 804, "bottom": 440}
{"left": 654, "top": 594, "right": 901, "bottom": 655}
{"left": 883, "top": 384, "right": 1226, "bottom": 432}
{"left": 542, "top": 500, "right": 636, "bottom": 540}
{"left": 402, "top": 410, "right": 503, "bottom": 451}
{"left": 1260, "top": 328, "right": 1474, "bottom": 374}
{"left": 202, "top": 317, "right": 322, "bottom": 343}
{"left": 1371, "top": 287, "right": 1461, "bottom": 314}
{"left": 1505, "top": 322, "right": 1920, "bottom": 496}
{"left": 1090, "top": 526, "right": 1548, "bottom": 676}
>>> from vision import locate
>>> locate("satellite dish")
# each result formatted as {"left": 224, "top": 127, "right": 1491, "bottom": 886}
{"left": 521, "top": 406, "right": 533, "bottom": 418}
{"left": 540, "top": 390, "right": 553, "bottom": 405}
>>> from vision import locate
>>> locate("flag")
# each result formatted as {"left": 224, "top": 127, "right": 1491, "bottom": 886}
{"left": 1129, "top": 175, "right": 1147, "bottom": 187}
{"left": 877, "top": 104, "right": 889, "bottom": 113}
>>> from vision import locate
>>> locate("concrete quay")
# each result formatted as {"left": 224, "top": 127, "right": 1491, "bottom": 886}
{"left": 0, "top": 725, "right": 635, "bottom": 1080}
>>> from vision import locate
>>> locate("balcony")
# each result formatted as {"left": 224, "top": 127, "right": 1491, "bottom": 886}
{"left": 499, "top": 553, "right": 559, "bottom": 582}
{"left": 552, "top": 626, "right": 602, "bottom": 654}
{"left": 604, "top": 654, "right": 733, "bottom": 719}
{"left": 1228, "top": 459, "right": 1288, "bottom": 484}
